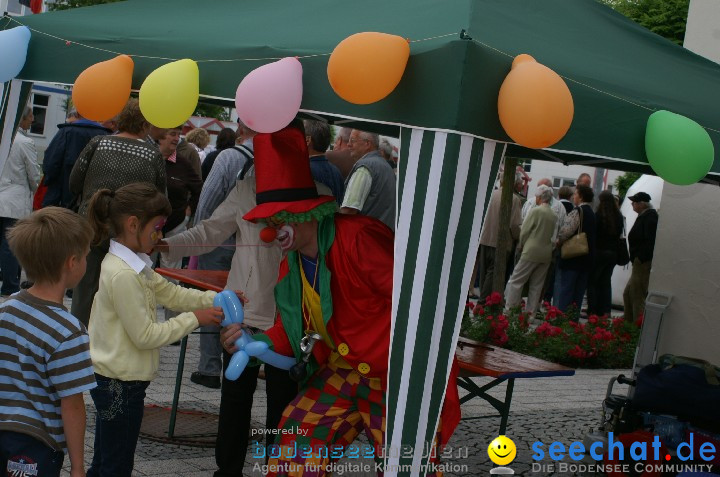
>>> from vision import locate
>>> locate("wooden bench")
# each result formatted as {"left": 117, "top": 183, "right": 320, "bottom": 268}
{"left": 155, "top": 269, "right": 576, "bottom": 437}
{"left": 455, "top": 336, "right": 575, "bottom": 434}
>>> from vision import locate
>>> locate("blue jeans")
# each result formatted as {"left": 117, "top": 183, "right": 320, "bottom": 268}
{"left": 0, "top": 430, "right": 64, "bottom": 477}
{"left": 554, "top": 267, "right": 590, "bottom": 315}
{"left": 0, "top": 217, "right": 20, "bottom": 295}
{"left": 88, "top": 374, "right": 149, "bottom": 477}
{"left": 197, "top": 245, "right": 234, "bottom": 376}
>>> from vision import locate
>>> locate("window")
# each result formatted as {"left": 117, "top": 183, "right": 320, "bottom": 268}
{"left": 552, "top": 177, "right": 575, "bottom": 190}
{"left": 6, "top": 0, "right": 25, "bottom": 15}
{"left": 29, "top": 93, "right": 49, "bottom": 136}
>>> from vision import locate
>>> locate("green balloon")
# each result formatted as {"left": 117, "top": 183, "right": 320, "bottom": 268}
{"left": 646, "top": 110, "right": 715, "bottom": 185}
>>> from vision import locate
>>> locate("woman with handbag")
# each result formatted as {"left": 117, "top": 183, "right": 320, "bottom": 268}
{"left": 554, "top": 185, "right": 597, "bottom": 316}
{"left": 587, "top": 190, "right": 624, "bottom": 317}
{"left": 68, "top": 98, "right": 166, "bottom": 327}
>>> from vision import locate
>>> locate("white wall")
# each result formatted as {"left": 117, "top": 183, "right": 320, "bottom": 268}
{"left": 684, "top": 0, "right": 720, "bottom": 64}
{"left": 644, "top": 0, "right": 720, "bottom": 363}
{"left": 650, "top": 183, "right": 720, "bottom": 363}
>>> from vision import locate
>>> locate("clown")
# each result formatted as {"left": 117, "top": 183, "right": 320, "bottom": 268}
{"left": 221, "top": 126, "right": 458, "bottom": 475}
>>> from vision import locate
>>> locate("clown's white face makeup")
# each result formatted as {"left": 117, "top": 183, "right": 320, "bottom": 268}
{"left": 275, "top": 225, "right": 295, "bottom": 252}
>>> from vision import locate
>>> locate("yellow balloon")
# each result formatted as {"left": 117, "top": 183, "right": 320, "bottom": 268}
{"left": 327, "top": 32, "right": 410, "bottom": 104}
{"left": 139, "top": 59, "right": 199, "bottom": 128}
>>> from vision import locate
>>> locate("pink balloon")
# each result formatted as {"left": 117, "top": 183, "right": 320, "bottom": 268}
{"left": 235, "top": 57, "right": 303, "bottom": 133}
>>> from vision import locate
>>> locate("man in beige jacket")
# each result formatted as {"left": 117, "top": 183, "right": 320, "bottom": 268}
{"left": 472, "top": 172, "right": 523, "bottom": 300}
{"left": 504, "top": 185, "right": 558, "bottom": 316}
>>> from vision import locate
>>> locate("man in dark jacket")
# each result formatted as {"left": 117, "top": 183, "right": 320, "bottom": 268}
{"left": 41, "top": 114, "right": 111, "bottom": 208}
{"left": 623, "top": 191, "right": 659, "bottom": 322}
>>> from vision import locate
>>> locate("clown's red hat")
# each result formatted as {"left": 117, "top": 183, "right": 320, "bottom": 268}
{"left": 243, "top": 126, "right": 335, "bottom": 222}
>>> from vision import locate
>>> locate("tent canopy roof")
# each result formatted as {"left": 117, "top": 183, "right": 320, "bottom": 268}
{"left": 6, "top": 0, "right": 720, "bottom": 178}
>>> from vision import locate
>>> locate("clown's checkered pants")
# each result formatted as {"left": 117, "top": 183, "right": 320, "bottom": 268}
{"left": 265, "top": 361, "right": 442, "bottom": 476}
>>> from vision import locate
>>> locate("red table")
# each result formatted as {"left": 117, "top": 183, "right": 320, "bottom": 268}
{"left": 455, "top": 337, "right": 575, "bottom": 434}
{"left": 155, "top": 268, "right": 229, "bottom": 292}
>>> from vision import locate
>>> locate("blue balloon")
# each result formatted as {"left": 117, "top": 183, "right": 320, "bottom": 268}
{"left": 213, "top": 291, "right": 295, "bottom": 380}
{"left": 0, "top": 27, "right": 31, "bottom": 83}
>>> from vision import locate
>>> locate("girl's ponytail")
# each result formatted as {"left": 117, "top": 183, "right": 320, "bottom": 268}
{"left": 87, "top": 189, "right": 115, "bottom": 244}
{"left": 85, "top": 183, "right": 170, "bottom": 244}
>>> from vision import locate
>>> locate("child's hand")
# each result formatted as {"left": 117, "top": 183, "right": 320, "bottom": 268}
{"left": 220, "top": 323, "right": 244, "bottom": 353}
{"left": 194, "top": 306, "right": 223, "bottom": 327}
{"left": 234, "top": 290, "right": 249, "bottom": 304}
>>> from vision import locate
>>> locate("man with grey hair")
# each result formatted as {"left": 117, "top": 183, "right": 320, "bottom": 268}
{"left": 326, "top": 126, "right": 354, "bottom": 178}
{"left": 521, "top": 178, "right": 567, "bottom": 301}
{"left": 340, "top": 129, "right": 396, "bottom": 230}
{"left": 0, "top": 106, "right": 40, "bottom": 297}
{"left": 378, "top": 138, "right": 397, "bottom": 170}
{"left": 472, "top": 171, "right": 523, "bottom": 300}
{"left": 504, "top": 184, "right": 558, "bottom": 315}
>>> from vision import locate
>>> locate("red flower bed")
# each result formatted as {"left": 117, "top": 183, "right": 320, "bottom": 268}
{"left": 460, "top": 294, "right": 641, "bottom": 368}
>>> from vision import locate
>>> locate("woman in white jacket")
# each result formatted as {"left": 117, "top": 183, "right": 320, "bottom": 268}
{"left": 0, "top": 107, "right": 41, "bottom": 297}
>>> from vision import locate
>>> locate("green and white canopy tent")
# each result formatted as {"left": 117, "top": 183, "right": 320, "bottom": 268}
{"left": 3, "top": 0, "right": 720, "bottom": 473}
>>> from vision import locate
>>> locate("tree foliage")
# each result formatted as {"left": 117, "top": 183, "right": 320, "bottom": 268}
{"left": 48, "top": 0, "right": 126, "bottom": 11}
{"left": 600, "top": 0, "right": 690, "bottom": 45}
{"left": 614, "top": 172, "right": 642, "bottom": 200}
{"left": 194, "top": 103, "right": 230, "bottom": 121}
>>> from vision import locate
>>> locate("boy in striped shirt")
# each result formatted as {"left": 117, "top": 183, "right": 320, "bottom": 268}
{"left": 1, "top": 207, "right": 96, "bottom": 477}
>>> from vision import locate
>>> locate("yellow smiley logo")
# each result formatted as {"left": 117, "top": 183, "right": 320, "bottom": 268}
{"left": 487, "top": 435, "right": 517, "bottom": 466}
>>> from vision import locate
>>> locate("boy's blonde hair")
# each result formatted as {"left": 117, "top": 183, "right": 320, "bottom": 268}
{"left": 7, "top": 207, "right": 93, "bottom": 284}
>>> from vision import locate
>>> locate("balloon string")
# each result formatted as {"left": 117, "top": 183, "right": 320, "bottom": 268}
{"left": 10, "top": 15, "right": 718, "bottom": 136}
{"left": 168, "top": 243, "right": 276, "bottom": 248}
{"left": 468, "top": 35, "right": 720, "bottom": 135}
{"left": 5, "top": 17, "right": 453, "bottom": 63}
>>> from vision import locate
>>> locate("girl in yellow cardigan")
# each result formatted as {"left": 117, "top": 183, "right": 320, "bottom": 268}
{"left": 84, "top": 182, "right": 224, "bottom": 477}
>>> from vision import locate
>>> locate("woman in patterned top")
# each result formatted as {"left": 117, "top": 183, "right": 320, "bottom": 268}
{"left": 68, "top": 98, "right": 166, "bottom": 327}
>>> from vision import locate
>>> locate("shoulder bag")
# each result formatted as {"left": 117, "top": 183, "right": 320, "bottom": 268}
{"left": 561, "top": 206, "right": 589, "bottom": 259}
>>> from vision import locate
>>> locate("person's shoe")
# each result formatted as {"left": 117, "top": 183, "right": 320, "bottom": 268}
{"left": 190, "top": 371, "right": 221, "bottom": 389}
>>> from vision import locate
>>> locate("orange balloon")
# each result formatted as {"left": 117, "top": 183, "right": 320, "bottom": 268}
{"left": 327, "top": 32, "right": 410, "bottom": 104}
{"left": 72, "top": 55, "right": 134, "bottom": 121}
{"left": 498, "top": 55, "right": 574, "bottom": 149}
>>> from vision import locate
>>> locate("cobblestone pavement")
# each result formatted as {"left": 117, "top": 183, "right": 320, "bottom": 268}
{"left": 56, "top": 298, "right": 630, "bottom": 476}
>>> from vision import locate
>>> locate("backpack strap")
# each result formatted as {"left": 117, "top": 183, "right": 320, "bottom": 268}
{"left": 232, "top": 145, "right": 254, "bottom": 180}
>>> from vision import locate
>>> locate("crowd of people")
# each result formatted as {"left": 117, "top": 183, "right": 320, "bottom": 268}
{"left": 470, "top": 170, "right": 659, "bottom": 324}
{"left": 0, "top": 98, "right": 422, "bottom": 477}
{"left": 0, "top": 95, "right": 659, "bottom": 476}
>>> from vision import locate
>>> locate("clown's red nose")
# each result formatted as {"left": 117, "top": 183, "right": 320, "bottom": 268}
{"left": 259, "top": 226, "right": 277, "bottom": 243}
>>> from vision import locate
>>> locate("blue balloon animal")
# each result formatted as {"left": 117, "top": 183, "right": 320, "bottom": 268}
{"left": 214, "top": 290, "right": 295, "bottom": 380}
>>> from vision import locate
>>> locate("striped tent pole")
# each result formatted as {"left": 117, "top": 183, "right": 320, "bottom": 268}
{"left": 386, "top": 127, "right": 504, "bottom": 476}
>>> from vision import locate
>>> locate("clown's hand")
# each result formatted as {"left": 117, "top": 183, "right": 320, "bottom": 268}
{"left": 220, "top": 323, "right": 243, "bottom": 353}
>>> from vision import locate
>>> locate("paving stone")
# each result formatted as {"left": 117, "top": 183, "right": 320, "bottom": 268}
{"left": 58, "top": 314, "right": 629, "bottom": 476}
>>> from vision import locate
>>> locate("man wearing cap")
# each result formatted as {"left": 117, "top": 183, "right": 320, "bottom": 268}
{"left": 222, "top": 125, "right": 458, "bottom": 474}
{"left": 623, "top": 192, "right": 658, "bottom": 322}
